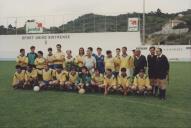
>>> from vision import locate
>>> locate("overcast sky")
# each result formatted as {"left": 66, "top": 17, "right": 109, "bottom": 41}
{"left": 0, "top": 0, "right": 190, "bottom": 27}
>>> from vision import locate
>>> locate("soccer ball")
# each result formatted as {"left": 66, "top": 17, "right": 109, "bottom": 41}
{"left": 33, "top": 86, "right": 40, "bottom": 92}
{"left": 113, "top": 85, "right": 117, "bottom": 90}
{"left": 78, "top": 88, "right": 85, "bottom": 94}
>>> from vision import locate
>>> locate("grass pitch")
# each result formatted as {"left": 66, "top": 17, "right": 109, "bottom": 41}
{"left": 0, "top": 61, "right": 191, "bottom": 128}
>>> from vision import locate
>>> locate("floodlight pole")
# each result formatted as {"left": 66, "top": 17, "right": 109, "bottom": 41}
{"left": 142, "top": 0, "right": 146, "bottom": 45}
{"left": 15, "top": 17, "right": 17, "bottom": 35}
{"left": 104, "top": 16, "right": 106, "bottom": 32}
{"left": 63, "top": 16, "right": 65, "bottom": 33}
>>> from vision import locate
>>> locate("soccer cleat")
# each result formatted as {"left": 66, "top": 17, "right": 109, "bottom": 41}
{"left": 159, "top": 89, "right": 162, "bottom": 99}
{"left": 153, "top": 86, "right": 158, "bottom": 97}
{"left": 143, "top": 91, "right": 148, "bottom": 96}
{"left": 161, "top": 89, "right": 166, "bottom": 100}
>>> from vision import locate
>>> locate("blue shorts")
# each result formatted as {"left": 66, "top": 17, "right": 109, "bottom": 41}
{"left": 48, "top": 65, "right": 54, "bottom": 69}
{"left": 53, "top": 64, "right": 63, "bottom": 69}
{"left": 43, "top": 81, "right": 50, "bottom": 86}
{"left": 112, "top": 71, "right": 119, "bottom": 78}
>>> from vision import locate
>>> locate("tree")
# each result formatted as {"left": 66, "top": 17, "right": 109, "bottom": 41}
{"left": 156, "top": 8, "right": 163, "bottom": 16}
{"left": 0, "top": 25, "right": 7, "bottom": 35}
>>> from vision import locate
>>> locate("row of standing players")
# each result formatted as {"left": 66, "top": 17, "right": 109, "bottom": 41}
{"left": 13, "top": 44, "right": 169, "bottom": 100}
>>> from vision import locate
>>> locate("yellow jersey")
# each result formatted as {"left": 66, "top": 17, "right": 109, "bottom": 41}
{"left": 35, "top": 57, "right": 46, "bottom": 69}
{"left": 114, "top": 55, "right": 121, "bottom": 72}
{"left": 25, "top": 69, "right": 38, "bottom": 81}
{"left": 12, "top": 71, "right": 25, "bottom": 86}
{"left": 16, "top": 55, "right": 28, "bottom": 68}
{"left": 117, "top": 75, "right": 130, "bottom": 87}
{"left": 54, "top": 71, "right": 67, "bottom": 82}
{"left": 68, "top": 72, "right": 78, "bottom": 84}
{"left": 133, "top": 74, "right": 150, "bottom": 87}
{"left": 53, "top": 51, "right": 65, "bottom": 64}
{"left": 104, "top": 75, "right": 116, "bottom": 86}
{"left": 46, "top": 54, "right": 54, "bottom": 66}
{"left": 92, "top": 74, "right": 104, "bottom": 84}
{"left": 104, "top": 57, "right": 115, "bottom": 71}
{"left": 75, "top": 55, "right": 85, "bottom": 67}
{"left": 64, "top": 56, "right": 75, "bottom": 68}
{"left": 120, "top": 55, "right": 134, "bottom": 69}
{"left": 42, "top": 69, "right": 53, "bottom": 81}
{"left": 129, "top": 56, "right": 134, "bottom": 69}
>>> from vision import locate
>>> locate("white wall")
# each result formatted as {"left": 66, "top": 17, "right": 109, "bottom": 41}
{"left": 136, "top": 45, "right": 191, "bottom": 62}
{"left": 0, "top": 32, "right": 141, "bottom": 60}
{"left": 0, "top": 32, "right": 191, "bottom": 61}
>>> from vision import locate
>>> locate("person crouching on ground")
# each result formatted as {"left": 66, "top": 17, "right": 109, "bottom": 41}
{"left": 91, "top": 68, "right": 104, "bottom": 92}
{"left": 65, "top": 67, "right": 78, "bottom": 91}
{"left": 117, "top": 68, "right": 131, "bottom": 96}
{"left": 12, "top": 65, "right": 25, "bottom": 89}
{"left": 24, "top": 65, "right": 38, "bottom": 89}
{"left": 103, "top": 68, "right": 117, "bottom": 96}
{"left": 131, "top": 69, "right": 152, "bottom": 95}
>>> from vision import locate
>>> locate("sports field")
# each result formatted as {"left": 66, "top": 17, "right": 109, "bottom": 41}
{"left": 0, "top": 61, "right": 191, "bottom": 128}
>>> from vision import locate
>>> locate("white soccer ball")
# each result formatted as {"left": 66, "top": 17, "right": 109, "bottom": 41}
{"left": 33, "top": 86, "right": 40, "bottom": 92}
{"left": 113, "top": 85, "right": 117, "bottom": 90}
{"left": 78, "top": 88, "right": 85, "bottom": 94}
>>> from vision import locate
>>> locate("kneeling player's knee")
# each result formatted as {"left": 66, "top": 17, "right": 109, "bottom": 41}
{"left": 131, "top": 86, "right": 137, "bottom": 91}
{"left": 138, "top": 87, "right": 145, "bottom": 92}
{"left": 39, "top": 83, "right": 45, "bottom": 87}
{"left": 160, "top": 85, "right": 166, "bottom": 90}
{"left": 147, "top": 86, "right": 152, "bottom": 91}
{"left": 12, "top": 84, "right": 18, "bottom": 88}
{"left": 60, "top": 81, "right": 65, "bottom": 86}
{"left": 112, "top": 85, "right": 117, "bottom": 90}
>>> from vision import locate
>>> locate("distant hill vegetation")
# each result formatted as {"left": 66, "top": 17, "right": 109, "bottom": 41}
{"left": 0, "top": 9, "right": 190, "bottom": 45}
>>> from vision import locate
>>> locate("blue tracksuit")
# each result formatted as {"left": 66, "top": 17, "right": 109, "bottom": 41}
{"left": 95, "top": 54, "right": 105, "bottom": 74}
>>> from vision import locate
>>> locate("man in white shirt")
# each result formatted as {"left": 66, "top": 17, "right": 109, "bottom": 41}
{"left": 84, "top": 49, "right": 96, "bottom": 74}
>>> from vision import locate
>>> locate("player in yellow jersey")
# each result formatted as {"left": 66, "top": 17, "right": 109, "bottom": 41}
{"left": 131, "top": 69, "right": 152, "bottom": 95}
{"left": 120, "top": 47, "right": 134, "bottom": 77}
{"left": 39, "top": 65, "right": 54, "bottom": 89}
{"left": 16, "top": 49, "right": 28, "bottom": 70}
{"left": 103, "top": 68, "right": 117, "bottom": 95}
{"left": 24, "top": 65, "right": 38, "bottom": 89}
{"left": 117, "top": 68, "right": 130, "bottom": 96}
{"left": 49, "top": 65, "right": 67, "bottom": 90}
{"left": 114, "top": 48, "right": 121, "bottom": 77}
{"left": 104, "top": 50, "right": 115, "bottom": 73}
{"left": 65, "top": 67, "right": 78, "bottom": 91}
{"left": 91, "top": 68, "right": 104, "bottom": 92}
{"left": 64, "top": 50, "right": 75, "bottom": 71}
{"left": 75, "top": 47, "right": 85, "bottom": 72}
{"left": 12, "top": 65, "right": 25, "bottom": 89}
{"left": 46, "top": 48, "right": 54, "bottom": 69}
{"left": 53, "top": 44, "right": 65, "bottom": 69}
{"left": 35, "top": 51, "right": 46, "bottom": 80}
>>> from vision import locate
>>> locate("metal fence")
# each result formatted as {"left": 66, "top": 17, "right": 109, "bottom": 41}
{"left": 0, "top": 14, "right": 141, "bottom": 34}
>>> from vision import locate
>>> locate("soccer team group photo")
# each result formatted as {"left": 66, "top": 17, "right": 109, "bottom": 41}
{"left": 1, "top": 0, "right": 191, "bottom": 127}
{"left": 13, "top": 44, "right": 169, "bottom": 100}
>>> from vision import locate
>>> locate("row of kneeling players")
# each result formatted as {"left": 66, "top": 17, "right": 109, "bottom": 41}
{"left": 12, "top": 64, "right": 152, "bottom": 96}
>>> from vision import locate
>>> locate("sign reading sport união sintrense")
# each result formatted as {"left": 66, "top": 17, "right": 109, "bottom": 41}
{"left": 128, "top": 18, "right": 139, "bottom": 32}
{"left": 26, "top": 21, "right": 43, "bottom": 34}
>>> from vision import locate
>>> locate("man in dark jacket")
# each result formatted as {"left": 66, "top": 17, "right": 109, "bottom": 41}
{"left": 155, "top": 48, "right": 169, "bottom": 100}
{"left": 147, "top": 46, "right": 157, "bottom": 96}
{"left": 133, "top": 49, "right": 147, "bottom": 76}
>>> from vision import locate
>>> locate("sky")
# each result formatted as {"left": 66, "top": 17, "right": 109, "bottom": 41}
{"left": 0, "top": 0, "right": 190, "bottom": 27}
